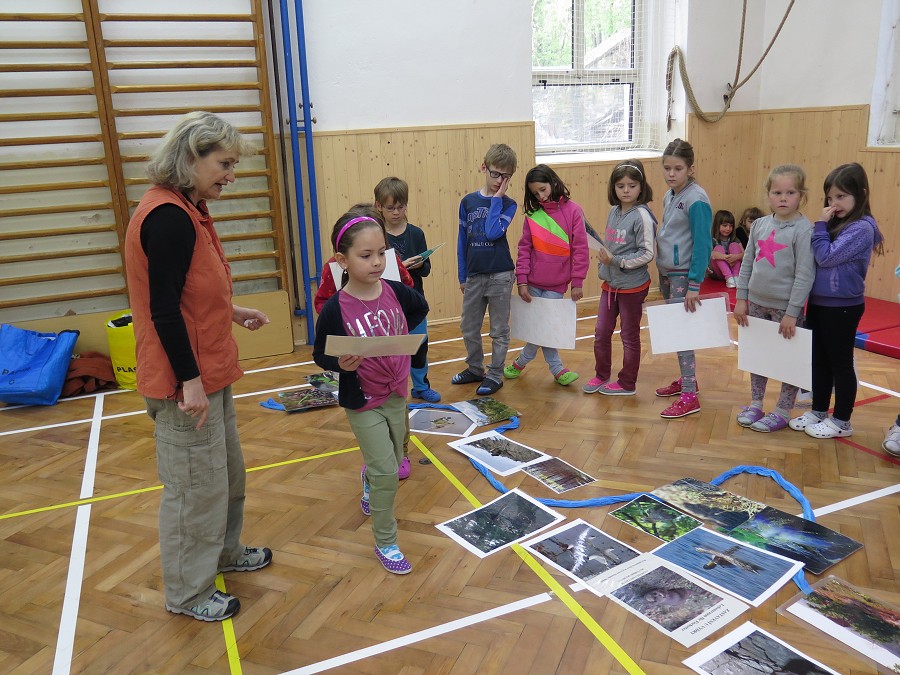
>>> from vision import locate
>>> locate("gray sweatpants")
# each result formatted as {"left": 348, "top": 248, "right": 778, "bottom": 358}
{"left": 459, "top": 270, "right": 514, "bottom": 381}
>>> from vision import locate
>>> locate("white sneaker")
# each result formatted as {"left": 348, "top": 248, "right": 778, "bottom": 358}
{"left": 882, "top": 424, "right": 900, "bottom": 456}
{"left": 789, "top": 411, "right": 824, "bottom": 431}
{"left": 725, "top": 277, "right": 737, "bottom": 289}
{"left": 805, "top": 417, "right": 853, "bottom": 439}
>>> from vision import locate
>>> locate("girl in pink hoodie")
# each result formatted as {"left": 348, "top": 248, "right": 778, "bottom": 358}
{"left": 503, "top": 165, "right": 589, "bottom": 386}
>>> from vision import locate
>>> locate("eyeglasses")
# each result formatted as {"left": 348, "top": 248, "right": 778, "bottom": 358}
{"left": 380, "top": 203, "right": 406, "bottom": 213}
{"left": 487, "top": 169, "right": 513, "bottom": 181}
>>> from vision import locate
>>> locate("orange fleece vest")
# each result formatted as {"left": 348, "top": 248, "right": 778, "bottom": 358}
{"left": 124, "top": 185, "right": 242, "bottom": 399}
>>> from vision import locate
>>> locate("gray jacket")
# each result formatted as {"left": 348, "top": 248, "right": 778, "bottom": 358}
{"left": 598, "top": 204, "right": 657, "bottom": 290}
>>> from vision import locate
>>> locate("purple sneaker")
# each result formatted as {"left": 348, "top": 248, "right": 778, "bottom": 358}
{"left": 360, "top": 467, "right": 370, "bottom": 516}
{"left": 375, "top": 545, "right": 412, "bottom": 575}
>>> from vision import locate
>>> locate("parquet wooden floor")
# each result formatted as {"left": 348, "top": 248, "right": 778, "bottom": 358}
{"left": 0, "top": 300, "right": 898, "bottom": 674}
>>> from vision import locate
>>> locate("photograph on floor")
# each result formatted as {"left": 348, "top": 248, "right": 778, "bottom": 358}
{"left": 603, "top": 556, "right": 748, "bottom": 647}
{"left": 523, "top": 518, "right": 640, "bottom": 585}
{"left": 683, "top": 621, "right": 839, "bottom": 675}
{"left": 451, "top": 396, "right": 520, "bottom": 426}
{"left": 408, "top": 408, "right": 477, "bottom": 437}
{"left": 521, "top": 457, "right": 597, "bottom": 493}
{"left": 653, "top": 527, "right": 803, "bottom": 606}
{"left": 609, "top": 494, "right": 703, "bottom": 541}
{"left": 277, "top": 388, "right": 339, "bottom": 413}
{"left": 724, "top": 506, "right": 863, "bottom": 575}
{"left": 447, "top": 430, "right": 549, "bottom": 476}
{"left": 305, "top": 370, "right": 339, "bottom": 394}
{"left": 651, "top": 477, "right": 767, "bottom": 530}
{"left": 780, "top": 576, "right": 900, "bottom": 673}
{"left": 436, "top": 489, "right": 565, "bottom": 558}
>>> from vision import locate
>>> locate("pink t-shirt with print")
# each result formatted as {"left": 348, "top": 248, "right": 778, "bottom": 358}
{"left": 338, "top": 280, "right": 410, "bottom": 411}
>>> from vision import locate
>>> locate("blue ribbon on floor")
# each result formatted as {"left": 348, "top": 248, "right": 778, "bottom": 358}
{"left": 260, "top": 398, "right": 286, "bottom": 411}
{"left": 465, "top": 457, "right": 814, "bottom": 593}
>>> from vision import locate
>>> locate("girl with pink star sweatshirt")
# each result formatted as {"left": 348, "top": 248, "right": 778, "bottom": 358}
{"left": 733, "top": 164, "right": 815, "bottom": 432}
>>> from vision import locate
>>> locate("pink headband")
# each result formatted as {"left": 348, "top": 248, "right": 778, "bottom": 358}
{"left": 335, "top": 216, "right": 378, "bottom": 250}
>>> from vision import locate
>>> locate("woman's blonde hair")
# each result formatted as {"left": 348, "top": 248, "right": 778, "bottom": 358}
{"left": 146, "top": 111, "right": 256, "bottom": 190}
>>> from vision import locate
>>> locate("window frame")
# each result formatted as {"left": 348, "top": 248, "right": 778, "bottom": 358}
{"left": 531, "top": 0, "right": 644, "bottom": 154}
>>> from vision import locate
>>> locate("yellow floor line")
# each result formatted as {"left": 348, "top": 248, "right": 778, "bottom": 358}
{"left": 411, "top": 435, "right": 645, "bottom": 675}
{"left": 0, "top": 446, "right": 360, "bottom": 521}
{"left": 215, "top": 574, "right": 243, "bottom": 675}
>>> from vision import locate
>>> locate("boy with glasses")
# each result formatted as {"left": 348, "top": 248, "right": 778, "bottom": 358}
{"left": 374, "top": 176, "right": 441, "bottom": 404}
{"left": 453, "top": 143, "right": 518, "bottom": 395}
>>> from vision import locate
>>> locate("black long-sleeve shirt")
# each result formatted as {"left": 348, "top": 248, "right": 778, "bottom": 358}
{"left": 140, "top": 203, "right": 201, "bottom": 382}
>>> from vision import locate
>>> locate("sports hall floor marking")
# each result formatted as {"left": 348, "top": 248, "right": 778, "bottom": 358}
{"left": 409, "top": 436, "right": 645, "bottom": 675}
{"left": 20, "top": 420, "right": 897, "bottom": 674}
{"left": 8, "top": 322, "right": 898, "bottom": 672}
{"left": 52, "top": 394, "right": 104, "bottom": 675}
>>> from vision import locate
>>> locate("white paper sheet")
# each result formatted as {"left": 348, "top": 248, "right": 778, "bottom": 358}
{"left": 597, "top": 554, "right": 748, "bottom": 647}
{"left": 510, "top": 295, "right": 576, "bottom": 349}
{"left": 436, "top": 489, "right": 565, "bottom": 558}
{"left": 737, "top": 316, "right": 812, "bottom": 390}
{"left": 683, "top": 622, "right": 839, "bottom": 675}
{"left": 324, "top": 333, "right": 425, "bottom": 357}
{"left": 328, "top": 247, "right": 401, "bottom": 285}
{"left": 646, "top": 295, "right": 731, "bottom": 354}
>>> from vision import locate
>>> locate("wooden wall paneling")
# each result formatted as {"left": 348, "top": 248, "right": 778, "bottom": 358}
{"left": 550, "top": 158, "right": 665, "bottom": 301}
{"left": 310, "top": 122, "right": 535, "bottom": 324}
{"left": 690, "top": 104, "right": 900, "bottom": 303}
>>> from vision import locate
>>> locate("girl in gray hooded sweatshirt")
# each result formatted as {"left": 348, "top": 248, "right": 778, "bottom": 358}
{"left": 654, "top": 139, "right": 713, "bottom": 419}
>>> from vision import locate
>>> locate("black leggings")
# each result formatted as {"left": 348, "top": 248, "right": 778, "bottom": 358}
{"left": 807, "top": 302, "right": 864, "bottom": 421}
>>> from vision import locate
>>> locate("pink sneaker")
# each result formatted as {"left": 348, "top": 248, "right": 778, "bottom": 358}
{"left": 655, "top": 378, "right": 700, "bottom": 397}
{"left": 582, "top": 377, "right": 608, "bottom": 394}
{"left": 660, "top": 393, "right": 701, "bottom": 418}
{"left": 598, "top": 382, "right": 636, "bottom": 396}
{"left": 398, "top": 456, "right": 411, "bottom": 480}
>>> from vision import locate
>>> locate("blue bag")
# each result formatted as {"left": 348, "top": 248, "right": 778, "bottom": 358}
{"left": 0, "top": 324, "right": 80, "bottom": 406}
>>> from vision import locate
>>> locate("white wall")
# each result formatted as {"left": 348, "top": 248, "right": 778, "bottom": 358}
{"left": 301, "top": 0, "right": 533, "bottom": 131}
{"left": 685, "top": 0, "right": 882, "bottom": 113}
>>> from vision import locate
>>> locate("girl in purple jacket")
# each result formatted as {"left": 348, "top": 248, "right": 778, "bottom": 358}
{"left": 504, "top": 165, "right": 589, "bottom": 386}
{"left": 789, "top": 163, "right": 883, "bottom": 439}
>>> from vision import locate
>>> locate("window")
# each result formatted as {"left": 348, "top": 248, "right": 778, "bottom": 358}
{"left": 532, "top": 0, "right": 654, "bottom": 153}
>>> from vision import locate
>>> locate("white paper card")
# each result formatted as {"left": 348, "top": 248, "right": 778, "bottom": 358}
{"left": 646, "top": 295, "right": 731, "bottom": 354}
{"left": 328, "top": 247, "right": 401, "bottom": 285}
{"left": 683, "top": 622, "right": 840, "bottom": 675}
{"left": 324, "top": 333, "right": 425, "bottom": 357}
{"left": 737, "top": 316, "right": 812, "bottom": 390}
{"left": 510, "top": 295, "right": 576, "bottom": 349}
{"left": 598, "top": 554, "right": 748, "bottom": 647}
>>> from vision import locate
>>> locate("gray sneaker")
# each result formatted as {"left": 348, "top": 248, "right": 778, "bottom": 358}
{"left": 166, "top": 590, "right": 240, "bottom": 622}
{"left": 220, "top": 546, "right": 273, "bottom": 572}
{"left": 883, "top": 424, "right": 900, "bottom": 456}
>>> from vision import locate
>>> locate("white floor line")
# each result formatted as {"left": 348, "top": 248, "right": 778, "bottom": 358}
{"left": 0, "top": 387, "right": 129, "bottom": 413}
{"left": 857, "top": 380, "right": 900, "bottom": 398}
{"left": 52, "top": 394, "right": 104, "bottom": 675}
{"left": 282, "top": 593, "right": 553, "bottom": 675}
{"left": 812, "top": 483, "right": 900, "bottom": 517}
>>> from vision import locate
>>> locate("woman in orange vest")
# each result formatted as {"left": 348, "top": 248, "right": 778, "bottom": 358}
{"left": 124, "top": 112, "right": 272, "bottom": 622}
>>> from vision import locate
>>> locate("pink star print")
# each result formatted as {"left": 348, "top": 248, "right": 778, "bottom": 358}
{"left": 755, "top": 230, "right": 788, "bottom": 267}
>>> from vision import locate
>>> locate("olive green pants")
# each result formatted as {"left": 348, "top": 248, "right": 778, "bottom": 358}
{"left": 345, "top": 394, "right": 407, "bottom": 547}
